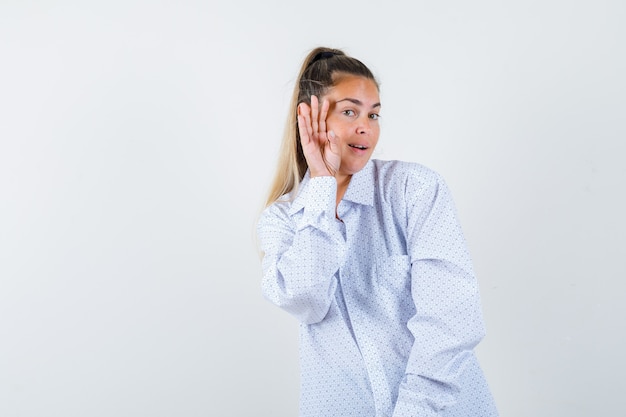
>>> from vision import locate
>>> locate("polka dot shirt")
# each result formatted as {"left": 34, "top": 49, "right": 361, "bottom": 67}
{"left": 258, "top": 160, "right": 498, "bottom": 417}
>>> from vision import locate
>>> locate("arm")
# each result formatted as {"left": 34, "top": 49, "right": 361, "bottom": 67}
{"left": 257, "top": 177, "right": 346, "bottom": 324}
{"left": 257, "top": 94, "right": 345, "bottom": 324}
{"left": 393, "top": 172, "right": 486, "bottom": 416}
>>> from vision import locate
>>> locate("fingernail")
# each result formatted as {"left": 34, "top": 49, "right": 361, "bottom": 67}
{"left": 329, "top": 131, "right": 335, "bottom": 139}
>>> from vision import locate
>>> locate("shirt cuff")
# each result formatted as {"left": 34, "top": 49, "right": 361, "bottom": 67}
{"left": 298, "top": 176, "right": 338, "bottom": 230}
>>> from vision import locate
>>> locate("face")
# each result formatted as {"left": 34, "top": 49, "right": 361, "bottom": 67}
{"left": 322, "top": 75, "right": 381, "bottom": 179}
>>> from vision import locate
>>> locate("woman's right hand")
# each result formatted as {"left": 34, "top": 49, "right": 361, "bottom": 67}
{"left": 297, "top": 96, "right": 340, "bottom": 178}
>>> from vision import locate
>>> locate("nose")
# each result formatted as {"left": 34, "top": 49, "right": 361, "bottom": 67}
{"left": 356, "top": 115, "right": 371, "bottom": 135}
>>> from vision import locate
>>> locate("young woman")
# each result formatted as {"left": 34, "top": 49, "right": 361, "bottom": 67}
{"left": 257, "top": 47, "right": 498, "bottom": 417}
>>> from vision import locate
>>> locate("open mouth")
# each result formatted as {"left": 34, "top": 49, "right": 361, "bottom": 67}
{"left": 348, "top": 144, "right": 368, "bottom": 150}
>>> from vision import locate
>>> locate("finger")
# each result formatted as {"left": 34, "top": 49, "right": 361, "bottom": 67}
{"left": 297, "top": 114, "right": 310, "bottom": 145}
{"left": 318, "top": 99, "right": 329, "bottom": 138}
{"left": 310, "top": 95, "right": 319, "bottom": 136}
{"left": 298, "top": 103, "right": 313, "bottom": 142}
{"left": 327, "top": 130, "right": 336, "bottom": 152}
{"left": 298, "top": 101, "right": 311, "bottom": 117}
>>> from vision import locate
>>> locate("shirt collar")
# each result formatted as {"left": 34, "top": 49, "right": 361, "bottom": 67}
{"left": 342, "top": 160, "right": 375, "bottom": 207}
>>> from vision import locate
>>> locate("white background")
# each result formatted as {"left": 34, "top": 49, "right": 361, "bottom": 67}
{"left": 1, "top": 1, "right": 624, "bottom": 416}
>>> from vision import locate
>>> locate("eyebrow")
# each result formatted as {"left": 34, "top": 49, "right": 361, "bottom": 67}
{"left": 336, "top": 98, "right": 381, "bottom": 108}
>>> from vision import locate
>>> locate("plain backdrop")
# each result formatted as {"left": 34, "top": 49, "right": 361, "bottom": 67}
{"left": 1, "top": 1, "right": 624, "bottom": 416}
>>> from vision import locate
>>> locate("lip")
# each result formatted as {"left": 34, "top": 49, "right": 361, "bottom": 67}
{"left": 347, "top": 144, "right": 370, "bottom": 156}
{"left": 348, "top": 143, "right": 369, "bottom": 150}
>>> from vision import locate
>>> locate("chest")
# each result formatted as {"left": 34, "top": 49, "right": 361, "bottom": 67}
{"left": 337, "top": 197, "right": 408, "bottom": 257}
{"left": 335, "top": 200, "right": 415, "bottom": 318}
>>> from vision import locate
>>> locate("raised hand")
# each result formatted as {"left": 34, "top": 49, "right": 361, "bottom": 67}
{"left": 297, "top": 95, "right": 341, "bottom": 178}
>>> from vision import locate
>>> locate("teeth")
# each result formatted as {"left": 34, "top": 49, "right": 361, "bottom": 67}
{"left": 349, "top": 144, "right": 367, "bottom": 149}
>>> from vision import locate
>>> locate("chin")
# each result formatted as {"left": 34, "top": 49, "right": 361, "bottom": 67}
{"left": 342, "top": 161, "right": 369, "bottom": 176}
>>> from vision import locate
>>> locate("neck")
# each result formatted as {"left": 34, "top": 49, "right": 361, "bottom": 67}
{"left": 335, "top": 174, "right": 352, "bottom": 207}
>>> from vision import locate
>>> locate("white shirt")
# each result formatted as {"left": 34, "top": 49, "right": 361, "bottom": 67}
{"left": 258, "top": 160, "right": 498, "bottom": 417}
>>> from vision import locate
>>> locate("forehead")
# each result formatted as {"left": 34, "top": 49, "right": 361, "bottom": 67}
{"left": 324, "top": 75, "right": 380, "bottom": 104}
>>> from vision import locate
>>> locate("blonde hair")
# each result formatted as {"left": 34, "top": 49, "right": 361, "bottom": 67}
{"left": 264, "top": 47, "right": 378, "bottom": 207}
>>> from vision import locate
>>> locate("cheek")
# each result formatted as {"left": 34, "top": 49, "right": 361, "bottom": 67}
{"left": 327, "top": 123, "right": 349, "bottom": 142}
{"left": 325, "top": 115, "right": 342, "bottom": 131}
{"left": 371, "top": 125, "right": 381, "bottom": 144}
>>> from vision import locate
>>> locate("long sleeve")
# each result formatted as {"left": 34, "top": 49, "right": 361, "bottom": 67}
{"left": 392, "top": 172, "right": 486, "bottom": 417}
{"left": 257, "top": 176, "right": 347, "bottom": 325}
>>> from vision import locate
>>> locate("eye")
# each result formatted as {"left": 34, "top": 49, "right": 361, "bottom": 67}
{"left": 342, "top": 109, "right": 356, "bottom": 117}
{"left": 369, "top": 113, "right": 380, "bottom": 120}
